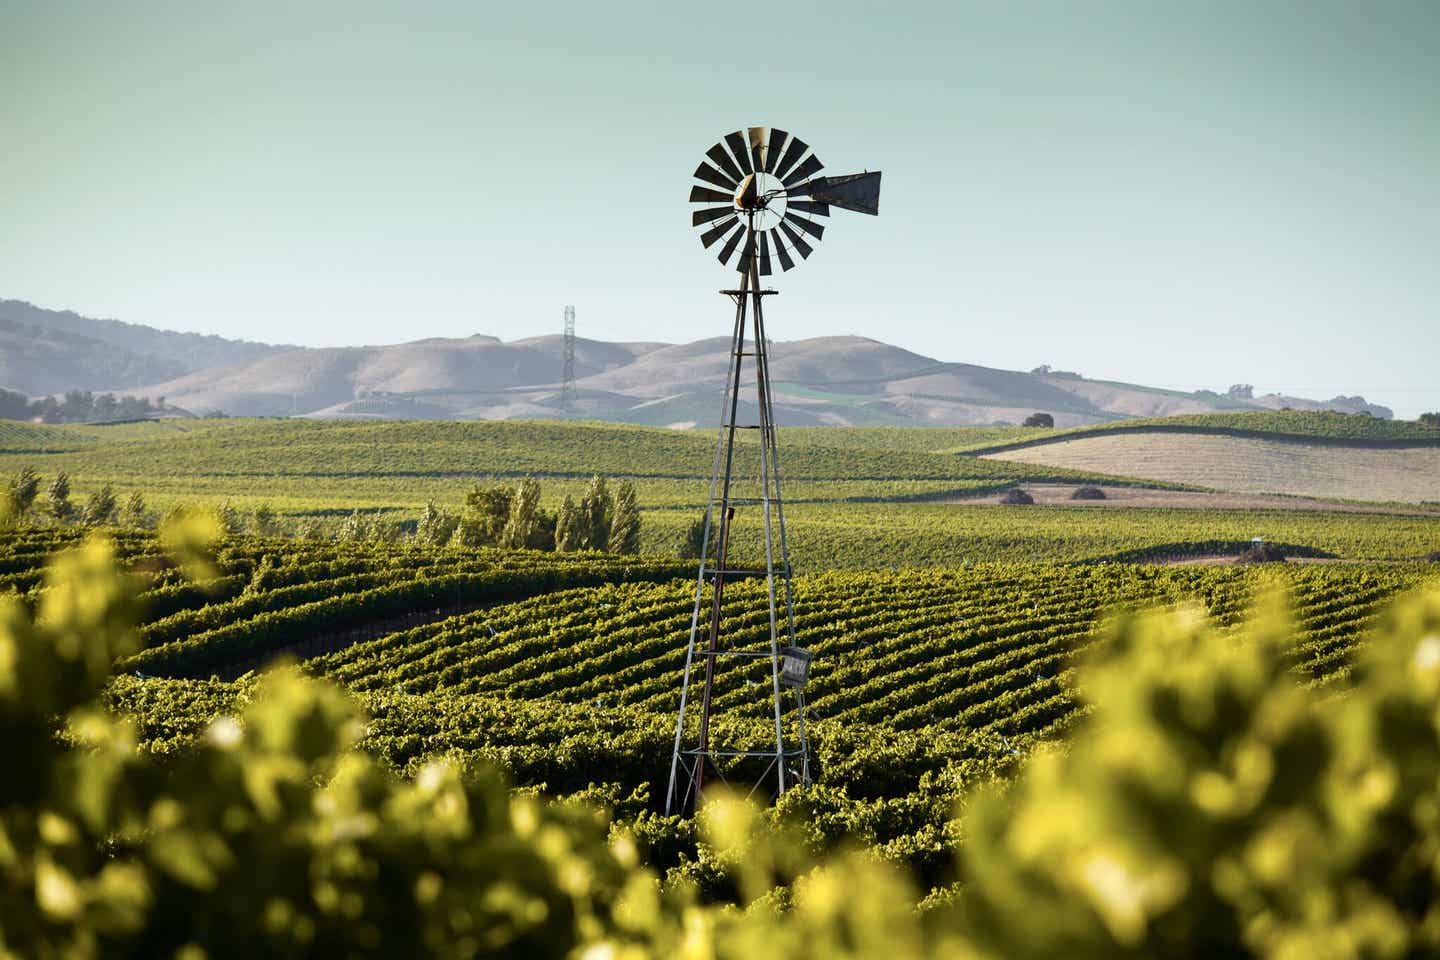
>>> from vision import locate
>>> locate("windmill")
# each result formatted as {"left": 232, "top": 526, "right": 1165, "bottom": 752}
{"left": 664, "top": 127, "right": 881, "bottom": 815}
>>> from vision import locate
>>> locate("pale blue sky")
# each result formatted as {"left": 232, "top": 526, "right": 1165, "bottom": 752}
{"left": 3, "top": 1, "right": 1437, "bottom": 416}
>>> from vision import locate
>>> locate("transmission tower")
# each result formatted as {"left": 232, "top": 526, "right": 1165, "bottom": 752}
{"left": 560, "top": 305, "right": 577, "bottom": 415}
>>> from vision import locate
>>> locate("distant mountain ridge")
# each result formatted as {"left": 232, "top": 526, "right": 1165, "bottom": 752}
{"left": 0, "top": 298, "right": 1394, "bottom": 427}
{"left": 0, "top": 299, "right": 284, "bottom": 396}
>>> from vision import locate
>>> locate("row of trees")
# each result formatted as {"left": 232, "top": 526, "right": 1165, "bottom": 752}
{"left": 0, "top": 388, "right": 169, "bottom": 424}
{"left": 1, "top": 465, "right": 647, "bottom": 555}
{"left": 410, "top": 475, "right": 642, "bottom": 554}
{"left": 1, "top": 466, "right": 149, "bottom": 529}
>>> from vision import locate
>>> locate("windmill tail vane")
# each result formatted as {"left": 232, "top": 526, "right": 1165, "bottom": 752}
{"left": 665, "top": 127, "right": 882, "bottom": 816}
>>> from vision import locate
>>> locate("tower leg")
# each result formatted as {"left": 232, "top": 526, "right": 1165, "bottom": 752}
{"left": 665, "top": 221, "right": 811, "bottom": 815}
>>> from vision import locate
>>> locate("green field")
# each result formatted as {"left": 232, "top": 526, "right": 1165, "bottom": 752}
{"left": 3, "top": 407, "right": 1440, "bottom": 954}
{"left": 4, "top": 415, "right": 1437, "bottom": 570}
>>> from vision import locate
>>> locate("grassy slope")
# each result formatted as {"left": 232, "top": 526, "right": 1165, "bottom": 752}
{"left": 3, "top": 416, "right": 1434, "bottom": 566}
{"left": 964, "top": 411, "right": 1440, "bottom": 454}
{"left": 0, "top": 418, "right": 1152, "bottom": 514}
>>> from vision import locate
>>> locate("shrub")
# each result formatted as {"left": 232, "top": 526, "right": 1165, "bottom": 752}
{"left": 1235, "top": 540, "right": 1286, "bottom": 564}
{"left": 1022, "top": 412, "right": 1054, "bottom": 428}
{"left": 1070, "top": 486, "right": 1106, "bottom": 500}
{"left": 998, "top": 488, "right": 1035, "bottom": 505}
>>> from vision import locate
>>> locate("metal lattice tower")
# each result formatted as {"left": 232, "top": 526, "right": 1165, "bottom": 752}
{"left": 665, "top": 127, "right": 881, "bottom": 815}
{"left": 560, "top": 305, "right": 576, "bottom": 415}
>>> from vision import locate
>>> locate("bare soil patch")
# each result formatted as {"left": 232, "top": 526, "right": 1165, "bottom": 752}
{"left": 983, "top": 433, "right": 1440, "bottom": 503}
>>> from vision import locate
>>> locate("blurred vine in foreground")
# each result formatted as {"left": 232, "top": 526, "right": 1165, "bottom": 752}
{"left": 2, "top": 531, "right": 1440, "bottom": 958}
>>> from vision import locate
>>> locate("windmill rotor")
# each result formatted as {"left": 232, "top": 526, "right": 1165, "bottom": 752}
{"left": 688, "top": 126, "right": 881, "bottom": 274}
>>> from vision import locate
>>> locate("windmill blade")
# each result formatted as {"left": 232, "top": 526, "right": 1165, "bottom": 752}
{"left": 706, "top": 143, "right": 745, "bottom": 184}
{"left": 787, "top": 200, "right": 830, "bottom": 217}
{"left": 747, "top": 126, "right": 769, "bottom": 173}
{"left": 773, "top": 230, "right": 796, "bottom": 271}
{"left": 781, "top": 153, "right": 824, "bottom": 187}
{"left": 802, "top": 171, "right": 882, "bottom": 215}
{"left": 758, "top": 231, "right": 773, "bottom": 276}
{"left": 724, "top": 131, "right": 754, "bottom": 176}
{"left": 689, "top": 185, "right": 733, "bottom": 204}
{"left": 772, "top": 135, "right": 809, "bottom": 182}
{"left": 784, "top": 212, "right": 825, "bottom": 241}
{"left": 701, "top": 217, "right": 739, "bottom": 249}
{"left": 694, "top": 161, "right": 738, "bottom": 192}
{"left": 765, "top": 129, "right": 788, "bottom": 173}
{"left": 717, "top": 224, "right": 747, "bottom": 268}
{"left": 738, "top": 229, "right": 757, "bottom": 273}
{"left": 778, "top": 221, "right": 814, "bottom": 260}
{"left": 692, "top": 206, "right": 735, "bottom": 227}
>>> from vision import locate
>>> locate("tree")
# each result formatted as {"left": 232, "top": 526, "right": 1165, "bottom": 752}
{"left": 526, "top": 508, "right": 558, "bottom": 551}
{"left": 1022, "top": 412, "right": 1054, "bottom": 428}
{"left": 501, "top": 476, "right": 542, "bottom": 549}
{"left": 1227, "top": 383, "right": 1254, "bottom": 400}
{"left": 415, "top": 501, "right": 459, "bottom": 547}
{"left": 1421, "top": 412, "right": 1440, "bottom": 429}
{"left": 81, "top": 484, "right": 118, "bottom": 527}
{"left": 455, "top": 484, "right": 513, "bottom": 547}
{"left": 46, "top": 471, "right": 73, "bottom": 522}
{"left": 578, "top": 474, "right": 612, "bottom": 551}
{"left": 608, "top": 480, "right": 641, "bottom": 554}
{"left": 554, "top": 495, "right": 583, "bottom": 552}
{"left": 0, "top": 388, "right": 28, "bottom": 420}
{"left": 122, "top": 492, "right": 150, "bottom": 529}
{"left": 216, "top": 500, "right": 244, "bottom": 535}
{"left": 8, "top": 466, "right": 40, "bottom": 517}
{"left": 252, "top": 502, "right": 280, "bottom": 536}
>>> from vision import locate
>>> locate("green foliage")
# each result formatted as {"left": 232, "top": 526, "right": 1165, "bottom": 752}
{"left": 968, "top": 409, "right": 1440, "bottom": 455}
{"left": 501, "top": 475, "right": 542, "bottom": 549}
{"left": 555, "top": 495, "right": 583, "bottom": 552}
{"left": 610, "top": 480, "right": 641, "bottom": 554}
{"left": 46, "top": 471, "right": 73, "bottom": 522}
{"left": 1420, "top": 412, "right": 1439, "bottom": 429}
{"left": 250, "top": 502, "right": 279, "bottom": 537}
{"left": 9, "top": 465, "right": 41, "bottom": 516}
{"left": 8, "top": 534, "right": 1440, "bottom": 957}
{"left": 414, "top": 502, "right": 458, "bottom": 548}
{"left": 580, "top": 474, "right": 612, "bottom": 552}
{"left": 81, "top": 483, "right": 118, "bottom": 527}
{"left": 122, "top": 492, "right": 150, "bottom": 529}
{"left": 455, "top": 484, "right": 512, "bottom": 548}
{"left": 953, "top": 585, "right": 1440, "bottom": 957}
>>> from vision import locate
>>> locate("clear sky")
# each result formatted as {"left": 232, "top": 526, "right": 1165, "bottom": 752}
{"left": 3, "top": 1, "right": 1437, "bottom": 417}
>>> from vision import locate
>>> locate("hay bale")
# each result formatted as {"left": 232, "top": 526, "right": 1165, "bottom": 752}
{"left": 999, "top": 488, "right": 1035, "bottom": 505}
{"left": 1235, "top": 542, "right": 1286, "bottom": 565}
{"left": 1071, "top": 486, "right": 1106, "bottom": 501}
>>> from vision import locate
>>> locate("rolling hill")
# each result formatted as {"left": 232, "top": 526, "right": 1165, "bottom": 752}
{"left": 1, "top": 298, "right": 1398, "bottom": 427}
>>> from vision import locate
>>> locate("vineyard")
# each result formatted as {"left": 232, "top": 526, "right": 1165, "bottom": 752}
{"left": 0, "top": 523, "right": 1413, "bottom": 882}
{"left": 2, "top": 412, "right": 1439, "bottom": 949}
